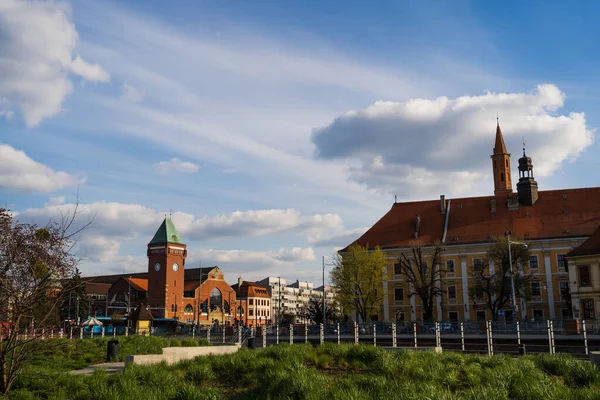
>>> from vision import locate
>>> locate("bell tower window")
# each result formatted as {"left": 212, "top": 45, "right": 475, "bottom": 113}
{"left": 500, "top": 172, "right": 504, "bottom": 182}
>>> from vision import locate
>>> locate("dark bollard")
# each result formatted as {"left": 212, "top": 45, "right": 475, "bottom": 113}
{"left": 248, "top": 337, "right": 255, "bottom": 350}
{"left": 518, "top": 344, "right": 526, "bottom": 356}
{"left": 107, "top": 340, "right": 119, "bottom": 362}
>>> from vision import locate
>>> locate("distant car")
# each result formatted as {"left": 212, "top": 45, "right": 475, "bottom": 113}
{"left": 429, "top": 322, "right": 453, "bottom": 332}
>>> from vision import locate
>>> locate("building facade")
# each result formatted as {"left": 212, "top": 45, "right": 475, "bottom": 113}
{"left": 231, "top": 280, "right": 271, "bottom": 326}
{"left": 343, "top": 122, "right": 600, "bottom": 323}
{"left": 567, "top": 226, "right": 600, "bottom": 320}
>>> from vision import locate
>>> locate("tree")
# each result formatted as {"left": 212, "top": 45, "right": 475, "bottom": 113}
{"left": 470, "top": 237, "right": 532, "bottom": 321}
{"left": 306, "top": 297, "right": 344, "bottom": 324}
{"left": 59, "top": 270, "right": 88, "bottom": 323}
{"left": 330, "top": 244, "right": 387, "bottom": 323}
{"left": 394, "top": 240, "right": 445, "bottom": 322}
{"left": 0, "top": 206, "right": 90, "bottom": 394}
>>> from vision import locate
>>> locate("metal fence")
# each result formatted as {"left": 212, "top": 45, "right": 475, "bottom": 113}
{"left": 5, "top": 320, "right": 599, "bottom": 359}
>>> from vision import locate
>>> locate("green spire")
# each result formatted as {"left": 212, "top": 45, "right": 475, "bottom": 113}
{"left": 148, "top": 218, "right": 185, "bottom": 245}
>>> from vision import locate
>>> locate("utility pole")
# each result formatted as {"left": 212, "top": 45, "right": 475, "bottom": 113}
{"left": 506, "top": 232, "right": 528, "bottom": 321}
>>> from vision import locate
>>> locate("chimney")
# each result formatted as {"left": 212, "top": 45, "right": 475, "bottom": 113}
{"left": 238, "top": 276, "right": 243, "bottom": 289}
{"left": 440, "top": 195, "right": 446, "bottom": 214}
{"left": 414, "top": 215, "right": 421, "bottom": 239}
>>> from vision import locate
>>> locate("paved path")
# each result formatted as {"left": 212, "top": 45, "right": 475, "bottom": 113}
{"left": 70, "top": 362, "right": 125, "bottom": 375}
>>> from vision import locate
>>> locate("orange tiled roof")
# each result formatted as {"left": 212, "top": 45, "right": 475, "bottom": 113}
{"left": 127, "top": 278, "right": 148, "bottom": 292}
{"left": 568, "top": 225, "right": 600, "bottom": 257}
{"left": 346, "top": 187, "right": 600, "bottom": 250}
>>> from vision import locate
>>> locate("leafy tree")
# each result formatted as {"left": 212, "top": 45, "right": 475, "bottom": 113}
{"left": 331, "top": 244, "right": 387, "bottom": 323}
{"left": 0, "top": 205, "right": 90, "bottom": 394}
{"left": 306, "top": 297, "right": 344, "bottom": 324}
{"left": 470, "top": 237, "right": 532, "bottom": 321}
{"left": 59, "top": 270, "right": 88, "bottom": 323}
{"left": 394, "top": 240, "right": 445, "bottom": 322}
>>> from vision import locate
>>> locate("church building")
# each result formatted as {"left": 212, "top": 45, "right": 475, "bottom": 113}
{"left": 343, "top": 122, "right": 600, "bottom": 323}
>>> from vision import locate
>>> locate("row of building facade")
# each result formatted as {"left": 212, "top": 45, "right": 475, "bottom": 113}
{"left": 82, "top": 219, "right": 336, "bottom": 326}
{"left": 342, "top": 122, "right": 600, "bottom": 323}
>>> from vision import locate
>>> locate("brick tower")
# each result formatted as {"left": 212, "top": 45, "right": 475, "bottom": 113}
{"left": 147, "top": 218, "right": 187, "bottom": 319}
{"left": 491, "top": 120, "right": 513, "bottom": 196}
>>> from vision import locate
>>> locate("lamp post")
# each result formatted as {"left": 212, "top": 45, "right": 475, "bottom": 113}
{"left": 322, "top": 256, "right": 334, "bottom": 327}
{"left": 506, "top": 231, "right": 528, "bottom": 321}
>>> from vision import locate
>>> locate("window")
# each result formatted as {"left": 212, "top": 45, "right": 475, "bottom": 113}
{"left": 394, "top": 262, "right": 402, "bottom": 276}
{"left": 249, "top": 309, "right": 254, "bottom": 316}
{"left": 446, "top": 260, "right": 455, "bottom": 274}
{"left": 505, "top": 159, "right": 508, "bottom": 167}
{"left": 529, "top": 255, "right": 538, "bottom": 270}
{"left": 448, "top": 286, "right": 457, "bottom": 300}
{"left": 476, "top": 311, "right": 486, "bottom": 322}
{"left": 500, "top": 172, "right": 505, "bottom": 182}
{"left": 582, "top": 299, "right": 595, "bottom": 319}
{"left": 249, "top": 299, "right": 254, "bottom": 306}
{"left": 559, "top": 282, "right": 570, "bottom": 301}
{"left": 448, "top": 311, "right": 458, "bottom": 322}
{"left": 533, "top": 309, "right": 544, "bottom": 321}
{"left": 184, "top": 304, "right": 193, "bottom": 313}
{"left": 557, "top": 254, "right": 568, "bottom": 270}
{"left": 210, "top": 288, "right": 222, "bottom": 311}
{"left": 395, "top": 311, "right": 405, "bottom": 321}
{"left": 394, "top": 288, "right": 404, "bottom": 303}
{"left": 531, "top": 282, "right": 541, "bottom": 297}
{"left": 579, "top": 266, "right": 591, "bottom": 287}
{"left": 473, "top": 258, "right": 483, "bottom": 272}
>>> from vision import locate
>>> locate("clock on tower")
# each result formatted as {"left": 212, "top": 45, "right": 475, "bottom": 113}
{"left": 147, "top": 217, "right": 187, "bottom": 319}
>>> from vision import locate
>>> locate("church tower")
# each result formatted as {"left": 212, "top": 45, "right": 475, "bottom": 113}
{"left": 491, "top": 121, "right": 513, "bottom": 196}
{"left": 516, "top": 142, "right": 539, "bottom": 206}
{"left": 147, "top": 218, "right": 187, "bottom": 319}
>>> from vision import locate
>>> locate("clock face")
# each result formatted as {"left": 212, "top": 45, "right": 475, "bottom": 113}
{"left": 154, "top": 263, "right": 161, "bottom": 272}
{"left": 172, "top": 263, "right": 179, "bottom": 272}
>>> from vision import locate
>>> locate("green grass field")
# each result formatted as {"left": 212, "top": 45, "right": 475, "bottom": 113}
{"left": 5, "top": 342, "right": 600, "bottom": 399}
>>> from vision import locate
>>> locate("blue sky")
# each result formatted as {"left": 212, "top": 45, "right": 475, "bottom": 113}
{"left": 1, "top": 0, "right": 598, "bottom": 284}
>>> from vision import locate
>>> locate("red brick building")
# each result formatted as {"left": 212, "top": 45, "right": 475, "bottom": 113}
{"left": 231, "top": 280, "right": 272, "bottom": 326}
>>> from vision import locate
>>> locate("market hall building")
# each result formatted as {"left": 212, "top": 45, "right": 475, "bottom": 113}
{"left": 342, "top": 122, "right": 600, "bottom": 323}
{"left": 84, "top": 218, "right": 271, "bottom": 327}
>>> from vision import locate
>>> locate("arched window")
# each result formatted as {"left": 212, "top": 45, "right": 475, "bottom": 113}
{"left": 184, "top": 304, "right": 193, "bottom": 313}
{"left": 505, "top": 159, "right": 508, "bottom": 167}
{"left": 210, "top": 288, "right": 222, "bottom": 311}
{"left": 500, "top": 172, "right": 504, "bottom": 182}
{"left": 224, "top": 301, "right": 230, "bottom": 314}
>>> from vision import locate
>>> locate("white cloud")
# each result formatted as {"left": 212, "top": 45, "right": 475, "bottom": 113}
{"left": 153, "top": 158, "right": 199, "bottom": 174}
{"left": 308, "top": 227, "right": 369, "bottom": 248}
{"left": 196, "top": 247, "right": 315, "bottom": 266}
{"left": 0, "top": 144, "right": 84, "bottom": 192}
{"left": 0, "top": 110, "right": 14, "bottom": 121}
{"left": 78, "top": 236, "right": 121, "bottom": 263}
{"left": 121, "top": 83, "right": 143, "bottom": 102}
{"left": 17, "top": 202, "right": 344, "bottom": 242}
{"left": 0, "top": 0, "right": 109, "bottom": 126}
{"left": 312, "top": 84, "right": 594, "bottom": 199}
{"left": 46, "top": 196, "right": 66, "bottom": 206}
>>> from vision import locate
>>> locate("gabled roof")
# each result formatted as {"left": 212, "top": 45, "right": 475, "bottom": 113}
{"left": 494, "top": 123, "right": 508, "bottom": 154}
{"left": 130, "top": 303, "right": 154, "bottom": 321}
{"left": 344, "top": 187, "right": 600, "bottom": 251}
{"left": 85, "top": 282, "right": 111, "bottom": 295}
{"left": 148, "top": 218, "right": 185, "bottom": 246}
{"left": 231, "top": 281, "right": 271, "bottom": 298}
{"left": 568, "top": 225, "right": 600, "bottom": 258}
{"left": 126, "top": 277, "right": 148, "bottom": 291}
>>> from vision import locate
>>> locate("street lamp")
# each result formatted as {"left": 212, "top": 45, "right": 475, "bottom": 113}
{"left": 506, "top": 231, "right": 528, "bottom": 321}
{"left": 322, "top": 256, "right": 334, "bottom": 327}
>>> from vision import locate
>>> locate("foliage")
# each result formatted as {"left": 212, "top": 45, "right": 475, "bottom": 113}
{"left": 331, "top": 244, "right": 387, "bottom": 322}
{"left": 470, "top": 237, "right": 532, "bottom": 320}
{"left": 306, "top": 297, "right": 345, "bottom": 324}
{"left": 394, "top": 240, "right": 445, "bottom": 322}
{"left": 0, "top": 205, "right": 92, "bottom": 394}
{"left": 3, "top": 343, "right": 600, "bottom": 399}
{"left": 59, "top": 271, "right": 88, "bottom": 323}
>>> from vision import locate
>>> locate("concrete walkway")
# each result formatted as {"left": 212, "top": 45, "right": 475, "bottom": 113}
{"left": 70, "top": 362, "right": 125, "bottom": 375}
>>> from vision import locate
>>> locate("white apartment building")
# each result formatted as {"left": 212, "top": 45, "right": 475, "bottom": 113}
{"left": 258, "top": 277, "right": 337, "bottom": 324}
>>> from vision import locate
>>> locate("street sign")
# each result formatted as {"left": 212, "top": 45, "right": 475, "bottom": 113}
{"left": 497, "top": 310, "right": 505, "bottom": 317}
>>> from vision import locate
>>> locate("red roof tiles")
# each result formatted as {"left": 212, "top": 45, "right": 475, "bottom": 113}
{"left": 347, "top": 187, "right": 600, "bottom": 250}
{"left": 494, "top": 124, "right": 507, "bottom": 154}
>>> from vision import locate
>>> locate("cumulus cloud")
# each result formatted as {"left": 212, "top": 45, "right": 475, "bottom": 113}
{"left": 196, "top": 247, "right": 315, "bottom": 267}
{"left": 0, "top": 144, "right": 84, "bottom": 192}
{"left": 78, "top": 236, "right": 121, "bottom": 263}
{"left": 0, "top": 0, "right": 109, "bottom": 126}
{"left": 46, "top": 196, "right": 66, "bottom": 206}
{"left": 17, "top": 202, "right": 344, "bottom": 242}
{"left": 312, "top": 84, "right": 594, "bottom": 199}
{"left": 153, "top": 158, "right": 199, "bottom": 174}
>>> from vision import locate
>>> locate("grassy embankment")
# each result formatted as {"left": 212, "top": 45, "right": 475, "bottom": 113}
{"left": 5, "top": 342, "right": 600, "bottom": 400}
